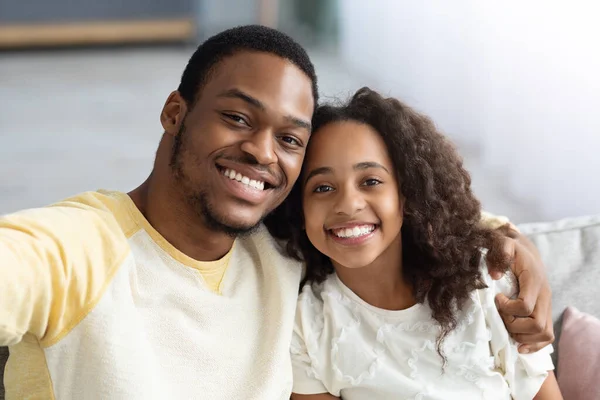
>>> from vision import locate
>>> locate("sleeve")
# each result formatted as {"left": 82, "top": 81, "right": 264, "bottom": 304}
{"left": 480, "top": 210, "right": 520, "bottom": 232}
{"left": 290, "top": 290, "right": 330, "bottom": 395}
{"left": 0, "top": 202, "right": 130, "bottom": 347}
{"left": 479, "top": 270, "right": 555, "bottom": 400}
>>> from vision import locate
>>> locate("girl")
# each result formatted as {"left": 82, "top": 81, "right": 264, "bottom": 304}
{"left": 282, "top": 88, "right": 561, "bottom": 399}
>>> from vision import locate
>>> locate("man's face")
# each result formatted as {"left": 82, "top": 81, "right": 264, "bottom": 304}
{"left": 166, "top": 51, "right": 314, "bottom": 235}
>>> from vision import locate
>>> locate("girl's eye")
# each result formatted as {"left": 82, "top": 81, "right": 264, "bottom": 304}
{"left": 363, "top": 178, "right": 382, "bottom": 186}
{"left": 314, "top": 185, "right": 334, "bottom": 193}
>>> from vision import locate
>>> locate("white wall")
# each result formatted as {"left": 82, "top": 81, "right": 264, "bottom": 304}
{"left": 338, "top": 0, "right": 600, "bottom": 220}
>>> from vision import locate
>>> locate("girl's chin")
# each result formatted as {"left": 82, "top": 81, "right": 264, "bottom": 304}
{"left": 331, "top": 256, "right": 376, "bottom": 271}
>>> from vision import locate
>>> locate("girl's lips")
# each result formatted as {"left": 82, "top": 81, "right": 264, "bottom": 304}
{"left": 325, "top": 221, "right": 379, "bottom": 230}
{"left": 327, "top": 225, "right": 378, "bottom": 246}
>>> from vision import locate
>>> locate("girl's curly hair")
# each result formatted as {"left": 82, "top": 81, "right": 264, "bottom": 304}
{"left": 265, "top": 87, "right": 510, "bottom": 354}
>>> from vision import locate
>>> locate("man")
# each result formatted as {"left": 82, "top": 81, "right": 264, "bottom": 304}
{"left": 0, "top": 25, "right": 553, "bottom": 399}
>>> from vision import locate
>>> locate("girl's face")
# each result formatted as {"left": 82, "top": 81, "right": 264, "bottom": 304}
{"left": 302, "top": 121, "right": 404, "bottom": 270}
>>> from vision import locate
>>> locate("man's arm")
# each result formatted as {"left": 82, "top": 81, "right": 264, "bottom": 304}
{"left": 0, "top": 204, "right": 129, "bottom": 346}
{"left": 533, "top": 372, "right": 563, "bottom": 399}
{"left": 486, "top": 226, "right": 554, "bottom": 353}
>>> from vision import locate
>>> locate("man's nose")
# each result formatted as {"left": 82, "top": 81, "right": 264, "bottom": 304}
{"left": 240, "top": 129, "right": 278, "bottom": 165}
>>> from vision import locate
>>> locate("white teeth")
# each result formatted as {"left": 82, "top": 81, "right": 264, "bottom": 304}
{"left": 332, "top": 225, "right": 375, "bottom": 238}
{"left": 222, "top": 168, "right": 266, "bottom": 191}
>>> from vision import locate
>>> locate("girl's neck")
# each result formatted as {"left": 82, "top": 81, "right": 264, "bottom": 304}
{"left": 333, "top": 234, "right": 416, "bottom": 311}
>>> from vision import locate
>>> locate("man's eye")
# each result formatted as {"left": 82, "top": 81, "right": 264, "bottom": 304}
{"left": 224, "top": 114, "right": 248, "bottom": 125}
{"left": 314, "top": 185, "right": 333, "bottom": 193}
{"left": 279, "top": 136, "right": 301, "bottom": 147}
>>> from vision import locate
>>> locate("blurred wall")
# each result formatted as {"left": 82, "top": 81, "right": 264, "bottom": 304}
{"left": 339, "top": 0, "right": 600, "bottom": 220}
{"left": 195, "top": 0, "right": 257, "bottom": 38}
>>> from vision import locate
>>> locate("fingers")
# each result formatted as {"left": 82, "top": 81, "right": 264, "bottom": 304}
{"left": 505, "top": 321, "right": 554, "bottom": 350}
{"left": 517, "top": 340, "right": 554, "bottom": 354}
{"left": 498, "top": 282, "right": 551, "bottom": 330}
{"left": 495, "top": 270, "right": 539, "bottom": 317}
{"left": 488, "top": 270, "right": 504, "bottom": 280}
{"left": 486, "top": 235, "right": 516, "bottom": 280}
{"left": 504, "top": 225, "right": 520, "bottom": 239}
{"left": 500, "top": 312, "right": 544, "bottom": 335}
{"left": 513, "top": 315, "right": 555, "bottom": 352}
{"left": 502, "top": 291, "right": 555, "bottom": 354}
{"left": 497, "top": 237, "right": 545, "bottom": 316}
{"left": 511, "top": 235, "right": 545, "bottom": 284}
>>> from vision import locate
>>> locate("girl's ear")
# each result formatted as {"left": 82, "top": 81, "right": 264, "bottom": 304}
{"left": 398, "top": 193, "right": 406, "bottom": 217}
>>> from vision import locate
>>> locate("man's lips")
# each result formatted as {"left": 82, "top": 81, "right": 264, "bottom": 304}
{"left": 216, "top": 162, "right": 280, "bottom": 189}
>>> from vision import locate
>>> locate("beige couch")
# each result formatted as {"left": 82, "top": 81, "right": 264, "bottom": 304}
{"left": 517, "top": 214, "right": 600, "bottom": 365}
{"left": 1, "top": 214, "right": 599, "bottom": 398}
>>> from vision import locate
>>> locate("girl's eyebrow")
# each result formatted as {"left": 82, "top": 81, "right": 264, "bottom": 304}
{"left": 304, "top": 166, "right": 333, "bottom": 185}
{"left": 354, "top": 161, "right": 389, "bottom": 173}
{"left": 304, "top": 162, "right": 389, "bottom": 185}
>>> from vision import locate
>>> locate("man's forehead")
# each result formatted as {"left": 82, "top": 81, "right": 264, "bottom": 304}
{"left": 202, "top": 53, "right": 314, "bottom": 118}
{"left": 211, "top": 51, "right": 300, "bottom": 85}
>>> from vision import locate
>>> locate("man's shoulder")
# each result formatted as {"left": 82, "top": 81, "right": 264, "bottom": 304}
{"left": 8, "top": 190, "right": 128, "bottom": 219}
{"left": 0, "top": 189, "right": 136, "bottom": 248}
{"left": 53, "top": 189, "right": 130, "bottom": 218}
{"left": 49, "top": 190, "right": 137, "bottom": 235}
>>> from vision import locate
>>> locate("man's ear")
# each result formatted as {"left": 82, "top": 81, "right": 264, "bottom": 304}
{"left": 160, "top": 91, "right": 188, "bottom": 137}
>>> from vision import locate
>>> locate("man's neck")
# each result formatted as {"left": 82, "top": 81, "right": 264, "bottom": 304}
{"left": 334, "top": 235, "right": 415, "bottom": 311}
{"left": 129, "top": 178, "right": 235, "bottom": 262}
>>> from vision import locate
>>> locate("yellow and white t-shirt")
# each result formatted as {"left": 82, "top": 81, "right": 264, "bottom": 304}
{"left": 0, "top": 190, "right": 303, "bottom": 400}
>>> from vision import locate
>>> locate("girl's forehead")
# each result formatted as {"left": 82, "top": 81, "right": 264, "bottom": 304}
{"left": 305, "top": 121, "right": 391, "bottom": 166}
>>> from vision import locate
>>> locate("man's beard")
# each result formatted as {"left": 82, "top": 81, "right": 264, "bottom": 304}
{"left": 169, "top": 123, "right": 261, "bottom": 238}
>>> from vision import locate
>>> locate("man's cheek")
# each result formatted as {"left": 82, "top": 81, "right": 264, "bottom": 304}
{"left": 269, "top": 192, "right": 291, "bottom": 212}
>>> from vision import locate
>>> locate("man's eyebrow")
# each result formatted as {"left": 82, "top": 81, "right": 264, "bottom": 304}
{"left": 285, "top": 115, "right": 311, "bottom": 131}
{"left": 218, "top": 89, "right": 311, "bottom": 131}
{"left": 217, "top": 88, "right": 265, "bottom": 110}
{"left": 304, "top": 166, "right": 333, "bottom": 184}
{"left": 354, "top": 161, "right": 389, "bottom": 173}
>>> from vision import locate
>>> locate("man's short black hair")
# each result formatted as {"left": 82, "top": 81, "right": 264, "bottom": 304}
{"left": 177, "top": 25, "right": 319, "bottom": 107}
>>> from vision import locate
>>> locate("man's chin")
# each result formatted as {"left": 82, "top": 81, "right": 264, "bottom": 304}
{"left": 217, "top": 219, "right": 262, "bottom": 238}
{"left": 184, "top": 190, "right": 269, "bottom": 237}
{"left": 202, "top": 209, "right": 264, "bottom": 238}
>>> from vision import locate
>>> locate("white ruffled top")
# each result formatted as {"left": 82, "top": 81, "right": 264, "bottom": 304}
{"left": 291, "top": 268, "right": 554, "bottom": 400}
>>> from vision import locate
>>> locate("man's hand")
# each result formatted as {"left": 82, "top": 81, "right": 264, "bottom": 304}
{"left": 485, "top": 227, "right": 555, "bottom": 353}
